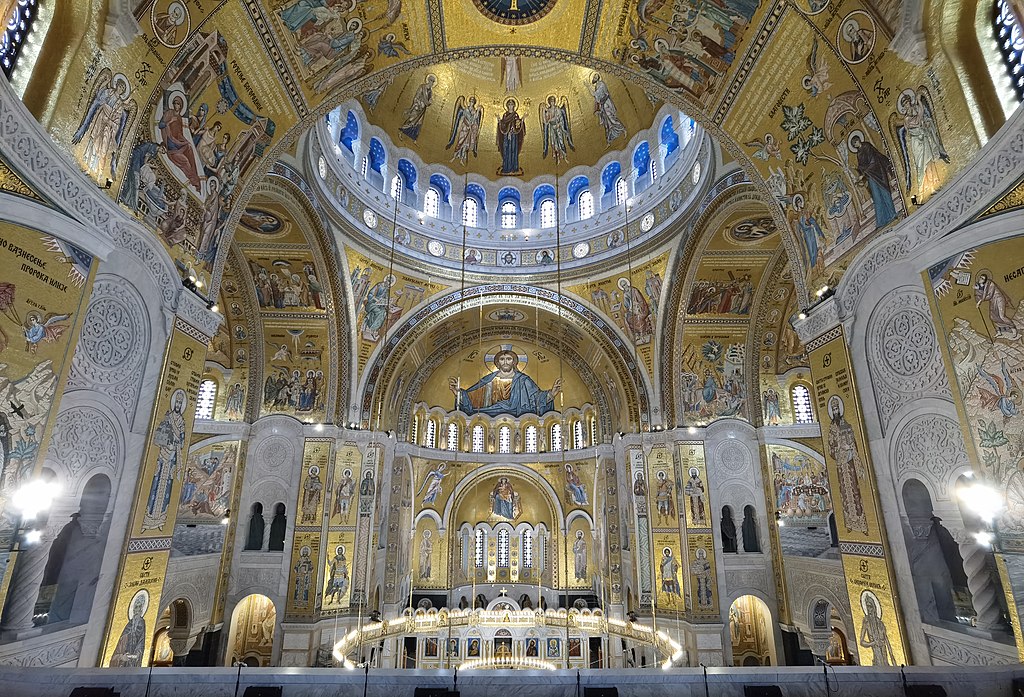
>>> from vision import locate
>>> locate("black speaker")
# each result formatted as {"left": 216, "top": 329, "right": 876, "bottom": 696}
{"left": 903, "top": 687, "right": 946, "bottom": 697}
{"left": 585, "top": 689, "right": 618, "bottom": 697}
{"left": 743, "top": 687, "right": 783, "bottom": 697}
{"left": 242, "top": 687, "right": 282, "bottom": 697}
{"left": 414, "top": 690, "right": 458, "bottom": 697}
{"left": 68, "top": 690, "right": 119, "bottom": 697}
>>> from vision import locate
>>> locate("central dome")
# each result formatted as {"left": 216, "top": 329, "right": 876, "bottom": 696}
{"left": 360, "top": 57, "right": 661, "bottom": 181}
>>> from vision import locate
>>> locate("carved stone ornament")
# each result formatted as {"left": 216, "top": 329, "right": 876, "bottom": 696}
{"left": 893, "top": 414, "right": 969, "bottom": 499}
{"left": 67, "top": 277, "right": 148, "bottom": 420}
{"left": 46, "top": 406, "right": 120, "bottom": 481}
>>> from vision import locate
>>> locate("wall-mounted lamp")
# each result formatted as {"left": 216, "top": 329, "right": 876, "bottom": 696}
{"left": 775, "top": 511, "right": 785, "bottom": 528}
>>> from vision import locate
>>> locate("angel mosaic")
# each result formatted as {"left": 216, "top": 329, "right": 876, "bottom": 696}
{"left": 539, "top": 96, "right": 574, "bottom": 164}
{"left": 22, "top": 311, "right": 72, "bottom": 354}
{"left": 73, "top": 69, "right": 137, "bottom": 184}
{"left": 446, "top": 96, "right": 483, "bottom": 165}
{"left": 889, "top": 86, "right": 950, "bottom": 197}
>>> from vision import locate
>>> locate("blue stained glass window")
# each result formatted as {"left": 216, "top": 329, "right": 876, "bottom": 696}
{"left": 1, "top": 0, "right": 38, "bottom": 78}
{"left": 996, "top": 0, "right": 1024, "bottom": 101}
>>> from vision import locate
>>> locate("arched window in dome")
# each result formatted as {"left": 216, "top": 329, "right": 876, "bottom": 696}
{"left": 472, "top": 424, "right": 485, "bottom": 452}
{"left": 390, "top": 174, "right": 403, "bottom": 200}
{"left": 428, "top": 174, "right": 452, "bottom": 220}
{"left": 661, "top": 115, "right": 681, "bottom": 171}
{"left": 539, "top": 198, "right": 556, "bottom": 228}
{"left": 497, "top": 529, "right": 510, "bottom": 567}
{"left": 340, "top": 110, "right": 359, "bottom": 153}
{"left": 791, "top": 384, "right": 815, "bottom": 424}
{"left": 462, "top": 197, "right": 479, "bottom": 227}
{"left": 1, "top": 0, "right": 39, "bottom": 78}
{"left": 447, "top": 422, "right": 459, "bottom": 451}
{"left": 578, "top": 191, "right": 594, "bottom": 220}
{"left": 368, "top": 137, "right": 386, "bottom": 174}
{"left": 633, "top": 141, "right": 653, "bottom": 192}
{"left": 499, "top": 187, "right": 520, "bottom": 228}
{"left": 572, "top": 420, "right": 585, "bottom": 450}
{"left": 501, "top": 201, "right": 517, "bottom": 228}
{"left": 614, "top": 177, "right": 629, "bottom": 207}
{"left": 425, "top": 419, "right": 437, "bottom": 448}
{"left": 995, "top": 0, "right": 1024, "bottom": 102}
{"left": 475, "top": 528, "right": 486, "bottom": 567}
{"left": 499, "top": 425, "right": 511, "bottom": 453}
{"left": 550, "top": 423, "right": 563, "bottom": 452}
{"left": 424, "top": 188, "right": 440, "bottom": 218}
{"left": 195, "top": 379, "right": 217, "bottom": 420}
{"left": 525, "top": 425, "right": 538, "bottom": 453}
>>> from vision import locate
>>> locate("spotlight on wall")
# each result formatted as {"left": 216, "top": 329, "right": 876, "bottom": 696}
{"left": 958, "top": 481, "right": 1004, "bottom": 524}
{"left": 910, "top": 195, "right": 919, "bottom": 206}
{"left": 815, "top": 285, "right": 830, "bottom": 298}
{"left": 797, "top": 310, "right": 808, "bottom": 320}
{"left": 687, "top": 426, "right": 697, "bottom": 435}
{"left": 775, "top": 511, "right": 784, "bottom": 528}
{"left": 220, "top": 509, "right": 231, "bottom": 526}
{"left": 973, "top": 530, "right": 994, "bottom": 548}
{"left": 23, "top": 529, "right": 42, "bottom": 545}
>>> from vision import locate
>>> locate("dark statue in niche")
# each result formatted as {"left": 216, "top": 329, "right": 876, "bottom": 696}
{"left": 742, "top": 505, "right": 760, "bottom": 552}
{"left": 721, "top": 505, "right": 738, "bottom": 553}
{"left": 268, "top": 503, "right": 287, "bottom": 551}
{"left": 245, "top": 502, "right": 265, "bottom": 550}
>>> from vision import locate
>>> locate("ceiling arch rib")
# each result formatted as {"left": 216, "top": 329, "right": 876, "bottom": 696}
{"left": 359, "top": 285, "right": 652, "bottom": 432}
{"left": 393, "top": 322, "right": 612, "bottom": 438}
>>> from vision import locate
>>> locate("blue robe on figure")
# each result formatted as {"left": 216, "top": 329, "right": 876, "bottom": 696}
{"left": 455, "top": 370, "right": 555, "bottom": 418}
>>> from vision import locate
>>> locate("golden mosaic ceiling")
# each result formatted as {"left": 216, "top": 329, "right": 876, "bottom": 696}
{"left": 35, "top": 0, "right": 997, "bottom": 300}
{"left": 358, "top": 57, "right": 662, "bottom": 180}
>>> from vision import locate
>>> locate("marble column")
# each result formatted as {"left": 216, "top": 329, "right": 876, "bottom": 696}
{"left": 0, "top": 512, "right": 61, "bottom": 636}
{"left": 955, "top": 529, "right": 1003, "bottom": 630}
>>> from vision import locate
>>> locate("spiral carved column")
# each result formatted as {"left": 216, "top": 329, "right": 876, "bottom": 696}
{"left": 957, "top": 531, "right": 1003, "bottom": 630}
{"left": 0, "top": 519, "right": 58, "bottom": 634}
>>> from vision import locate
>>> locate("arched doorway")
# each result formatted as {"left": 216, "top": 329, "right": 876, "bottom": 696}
{"left": 226, "top": 594, "right": 276, "bottom": 667}
{"left": 728, "top": 595, "right": 775, "bottom": 666}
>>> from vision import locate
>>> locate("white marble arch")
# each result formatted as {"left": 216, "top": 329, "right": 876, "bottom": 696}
{"left": 721, "top": 588, "right": 781, "bottom": 666}
{"left": 0, "top": 193, "right": 114, "bottom": 261}
{"left": 886, "top": 398, "right": 973, "bottom": 508}
{"left": 414, "top": 509, "right": 444, "bottom": 530}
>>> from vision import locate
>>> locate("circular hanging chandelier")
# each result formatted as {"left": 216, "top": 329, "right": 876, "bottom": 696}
{"left": 332, "top": 607, "right": 685, "bottom": 670}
